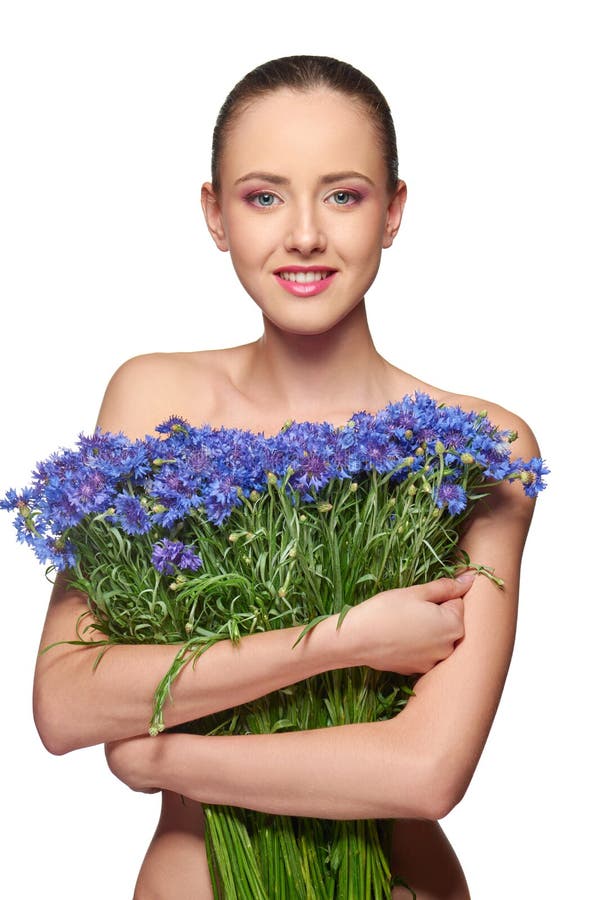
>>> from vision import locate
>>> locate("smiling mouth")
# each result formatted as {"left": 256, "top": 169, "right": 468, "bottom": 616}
{"left": 274, "top": 269, "right": 337, "bottom": 297}
{"left": 275, "top": 269, "right": 336, "bottom": 283}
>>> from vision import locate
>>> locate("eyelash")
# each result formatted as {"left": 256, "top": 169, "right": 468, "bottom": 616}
{"left": 244, "top": 189, "right": 363, "bottom": 209}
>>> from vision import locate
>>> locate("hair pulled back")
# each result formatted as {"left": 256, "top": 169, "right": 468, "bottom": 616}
{"left": 211, "top": 55, "right": 399, "bottom": 196}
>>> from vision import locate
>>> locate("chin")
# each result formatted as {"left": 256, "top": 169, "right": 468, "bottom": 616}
{"left": 265, "top": 312, "right": 354, "bottom": 337}
{"left": 258, "top": 297, "right": 366, "bottom": 337}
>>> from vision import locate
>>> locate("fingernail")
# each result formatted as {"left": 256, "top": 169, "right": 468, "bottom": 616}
{"left": 456, "top": 571, "right": 476, "bottom": 583}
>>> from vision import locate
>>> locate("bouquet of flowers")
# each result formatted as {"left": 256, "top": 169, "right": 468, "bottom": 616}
{"left": 2, "top": 392, "right": 547, "bottom": 898}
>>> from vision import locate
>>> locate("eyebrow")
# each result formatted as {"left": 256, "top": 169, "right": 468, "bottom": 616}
{"left": 234, "top": 170, "right": 375, "bottom": 188}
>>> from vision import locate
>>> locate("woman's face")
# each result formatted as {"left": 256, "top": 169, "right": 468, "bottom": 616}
{"left": 202, "top": 88, "right": 406, "bottom": 337}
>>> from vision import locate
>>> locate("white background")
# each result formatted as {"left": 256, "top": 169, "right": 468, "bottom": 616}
{"left": 1, "top": 1, "right": 598, "bottom": 896}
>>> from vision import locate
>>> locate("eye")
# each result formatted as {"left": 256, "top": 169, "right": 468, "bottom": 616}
{"left": 246, "top": 191, "right": 282, "bottom": 208}
{"left": 326, "top": 190, "right": 361, "bottom": 207}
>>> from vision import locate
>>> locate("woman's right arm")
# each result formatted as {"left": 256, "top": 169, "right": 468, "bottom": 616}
{"left": 33, "top": 573, "right": 468, "bottom": 755}
{"left": 33, "top": 575, "right": 360, "bottom": 755}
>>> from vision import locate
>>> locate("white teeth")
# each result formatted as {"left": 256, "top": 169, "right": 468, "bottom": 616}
{"left": 279, "top": 270, "right": 332, "bottom": 283}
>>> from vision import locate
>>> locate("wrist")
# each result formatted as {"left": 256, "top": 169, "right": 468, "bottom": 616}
{"left": 291, "top": 610, "right": 360, "bottom": 674}
{"left": 156, "top": 733, "right": 212, "bottom": 801}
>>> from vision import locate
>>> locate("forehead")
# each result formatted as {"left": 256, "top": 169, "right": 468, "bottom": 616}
{"left": 221, "top": 88, "right": 385, "bottom": 183}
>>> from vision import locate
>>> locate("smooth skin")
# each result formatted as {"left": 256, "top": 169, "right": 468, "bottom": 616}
{"left": 34, "top": 88, "right": 538, "bottom": 898}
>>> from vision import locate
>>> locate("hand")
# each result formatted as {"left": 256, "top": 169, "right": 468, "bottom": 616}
{"left": 105, "top": 734, "right": 163, "bottom": 794}
{"left": 343, "top": 574, "right": 474, "bottom": 675}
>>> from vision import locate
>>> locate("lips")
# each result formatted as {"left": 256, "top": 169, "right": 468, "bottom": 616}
{"left": 273, "top": 266, "right": 338, "bottom": 297}
{"left": 274, "top": 268, "right": 337, "bottom": 297}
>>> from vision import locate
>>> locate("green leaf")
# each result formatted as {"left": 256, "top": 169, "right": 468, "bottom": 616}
{"left": 290, "top": 614, "right": 331, "bottom": 648}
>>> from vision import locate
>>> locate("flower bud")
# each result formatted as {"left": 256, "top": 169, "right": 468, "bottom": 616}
{"left": 249, "top": 490, "right": 260, "bottom": 502}
{"left": 278, "top": 588, "right": 286, "bottom": 598}
{"left": 405, "top": 429, "right": 413, "bottom": 440}
{"left": 408, "top": 484, "right": 417, "bottom": 496}
{"left": 349, "top": 482, "right": 358, "bottom": 493}
{"left": 267, "top": 472, "right": 278, "bottom": 485}
{"left": 460, "top": 452, "right": 474, "bottom": 464}
{"left": 185, "top": 622, "right": 193, "bottom": 634}
{"left": 435, "top": 440, "right": 445, "bottom": 455}
{"left": 299, "top": 514, "right": 307, "bottom": 522}
{"left": 317, "top": 502, "right": 333, "bottom": 513}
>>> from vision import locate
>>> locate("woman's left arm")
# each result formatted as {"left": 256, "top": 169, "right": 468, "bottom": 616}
{"left": 106, "top": 411, "right": 539, "bottom": 821}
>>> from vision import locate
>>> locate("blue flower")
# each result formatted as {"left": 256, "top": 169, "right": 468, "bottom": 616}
{"left": 516, "top": 457, "right": 550, "bottom": 497}
{"left": 155, "top": 415, "right": 191, "bottom": 435}
{"left": 433, "top": 481, "right": 468, "bottom": 516}
{"left": 114, "top": 492, "right": 151, "bottom": 535}
{"left": 151, "top": 539, "right": 203, "bottom": 575}
{"left": 202, "top": 473, "right": 242, "bottom": 525}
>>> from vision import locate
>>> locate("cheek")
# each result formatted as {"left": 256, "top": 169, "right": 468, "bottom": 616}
{"left": 339, "top": 211, "right": 384, "bottom": 261}
{"left": 225, "top": 213, "right": 277, "bottom": 264}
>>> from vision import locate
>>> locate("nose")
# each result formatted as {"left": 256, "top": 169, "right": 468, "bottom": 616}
{"left": 283, "top": 200, "right": 327, "bottom": 256}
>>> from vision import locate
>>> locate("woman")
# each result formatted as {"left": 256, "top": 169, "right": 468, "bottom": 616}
{"left": 33, "top": 56, "right": 539, "bottom": 898}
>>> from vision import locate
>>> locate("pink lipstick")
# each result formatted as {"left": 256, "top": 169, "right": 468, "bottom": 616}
{"left": 273, "top": 266, "right": 337, "bottom": 298}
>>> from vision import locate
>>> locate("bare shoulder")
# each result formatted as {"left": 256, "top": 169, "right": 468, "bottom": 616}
{"left": 96, "top": 346, "right": 247, "bottom": 440}
{"left": 442, "top": 388, "right": 540, "bottom": 460}
{"left": 442, "top": 389, "right": 543, "bottom": 551}
{"left": 393, "top": 372, "right": 543, "bottom": 542}
{"left": 392, "top": 369, "right": 540, "bottom": 461}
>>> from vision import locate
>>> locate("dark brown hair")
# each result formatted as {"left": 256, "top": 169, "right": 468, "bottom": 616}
{"left": 211, "top": 55, "right": 399, "bottom": 196}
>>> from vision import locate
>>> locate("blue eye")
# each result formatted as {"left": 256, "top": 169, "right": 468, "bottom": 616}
{"left": 248, "top": 192, "right": 279, "bottom": 208}
{"left": 327, "top": 191, "right": 360, "bottom": 206}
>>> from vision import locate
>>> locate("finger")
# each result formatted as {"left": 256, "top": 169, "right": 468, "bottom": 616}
{"left": 440, "top": 595, "right": 465, "bottom": 621}
{"left": 440, "top": 596, "right": 466, "bottom": 640}
{"left": 417, "top": 573, "right": 476, "bottom": 604}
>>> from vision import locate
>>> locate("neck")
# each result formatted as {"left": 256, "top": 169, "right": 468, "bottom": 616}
{"left": 243, "top": 301, "right": 395, "bottom": 418}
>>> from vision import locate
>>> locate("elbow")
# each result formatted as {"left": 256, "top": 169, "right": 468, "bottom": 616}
{"left": 420, "top": 781, "right": 467, "bottom": 822}
{"left": 390, "top": 754, "right": 470, "bottom": 821}
{"left": 33, "top": 679, "right": 77, "bottom": 756}
{"left": 34, "top": 709, "right": 72, "bottom": 757}
{"left": 424, "top": 767, "right": 472, "bottom": 821}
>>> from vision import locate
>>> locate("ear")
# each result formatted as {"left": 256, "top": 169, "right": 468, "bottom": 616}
{"left": 382, "top": 180, "right": 407, "bottom": 249}
{"left": 201, "top": 182, "right": 229, "bottom": 252}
